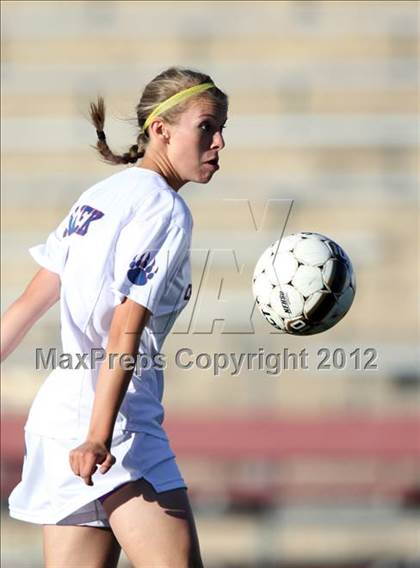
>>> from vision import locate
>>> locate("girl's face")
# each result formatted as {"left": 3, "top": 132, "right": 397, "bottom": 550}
{"left": 166, "top": 98, "right": 227, "bottom": 184}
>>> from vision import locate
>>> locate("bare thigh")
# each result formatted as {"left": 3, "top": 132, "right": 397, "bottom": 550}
{"left": 102, "top": 478, "right": 203, "bottom": 568}
{"left": 43, "top": 524, "right": 121, "bottom": 568}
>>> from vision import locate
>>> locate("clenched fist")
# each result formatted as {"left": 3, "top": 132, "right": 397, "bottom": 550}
{"left": 69, "top": 440, "right": 116, "bottom": 486}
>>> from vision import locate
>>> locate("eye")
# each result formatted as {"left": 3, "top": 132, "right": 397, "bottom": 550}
{"left": 199, "top": 121, "right": 212, "bottom": 132}
{"left": 199, "top": 121, "right": 227, "bottom": 133}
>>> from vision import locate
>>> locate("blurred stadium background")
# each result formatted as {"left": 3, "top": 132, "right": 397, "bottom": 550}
{"left": 1, "top": 1, "right": 419, "bottom": 567}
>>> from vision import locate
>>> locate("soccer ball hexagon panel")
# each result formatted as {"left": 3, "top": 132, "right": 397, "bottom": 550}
{"left": 252, "top": 232, "right": 356, "bottom": 335}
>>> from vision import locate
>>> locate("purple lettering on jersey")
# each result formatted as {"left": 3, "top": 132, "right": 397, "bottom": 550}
{"left": 63, "top": 205, "right": 104, "bottom": 237}
{"left": 127, "top": 252, "right": 159, "bottom": 285}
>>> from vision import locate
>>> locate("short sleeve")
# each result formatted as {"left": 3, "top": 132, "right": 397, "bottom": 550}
{"left": 112, "top": 215, "right": 189, "bottom": 315}
{"left": 29, "top": 215, "right": 70, "bottom": 275}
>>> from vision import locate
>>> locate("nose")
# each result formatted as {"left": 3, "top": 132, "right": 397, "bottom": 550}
{"left": 211, "top": 130, "right": 225, "bottom": 151}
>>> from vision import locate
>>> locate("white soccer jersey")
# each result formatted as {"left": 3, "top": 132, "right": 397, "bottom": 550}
{"left": 24, "top": 167, "right": 193, "bottom": 441}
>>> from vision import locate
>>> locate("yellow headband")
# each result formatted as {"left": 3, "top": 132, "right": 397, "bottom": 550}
{"left": 142, "top": 82, "right": 214, "bottom": 132}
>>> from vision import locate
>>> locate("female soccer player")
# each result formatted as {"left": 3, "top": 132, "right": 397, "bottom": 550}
{"left": 1, "top": 66, "right": 228, "bottom": 568}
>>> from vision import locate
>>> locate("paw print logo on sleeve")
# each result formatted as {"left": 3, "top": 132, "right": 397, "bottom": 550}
{"left": 127, "top": 252, "right": 159, "bottom": 285}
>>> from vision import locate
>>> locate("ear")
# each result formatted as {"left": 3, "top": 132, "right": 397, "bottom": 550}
{"left": 149, "top": 119, "right": 170, "bottom": 143}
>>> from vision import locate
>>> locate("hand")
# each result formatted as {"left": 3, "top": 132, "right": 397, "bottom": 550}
{"left": 69, "top": 440, "right": 116, "bottom": 486}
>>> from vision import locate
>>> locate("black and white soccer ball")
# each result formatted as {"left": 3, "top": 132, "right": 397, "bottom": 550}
{"left": 252, "top": 232, "right": 356, "bottom": 335}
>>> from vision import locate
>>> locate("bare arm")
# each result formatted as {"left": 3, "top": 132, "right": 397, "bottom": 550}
{"left": 87, "top": 297, "right": 150, "bottom": 446}
{"left": 69, "top": 297, "right": 151, "bottom": 485}
{"left": 1, "top": 268, "right": 61, "bottom": 362}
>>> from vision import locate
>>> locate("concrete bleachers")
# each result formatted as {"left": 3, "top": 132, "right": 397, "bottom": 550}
{"left": 2, "top": 0, "right": 418, "bottom": 416}
{"left": 2, "top": 0, "right": 418, "bottom": 425}
{"left": 1, "top": 1, "right": 419, "bottom": 565}
{"left": 2, "top": 1, "right": 418, "bottom": 38}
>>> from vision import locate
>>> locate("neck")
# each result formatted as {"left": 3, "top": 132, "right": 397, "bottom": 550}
{"left": 136, "top": 152, "right": 185, "bottom": 192}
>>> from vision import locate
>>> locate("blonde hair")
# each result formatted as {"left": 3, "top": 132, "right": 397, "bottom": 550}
{"left": 89, "top": 66, "right": 228, "bottom": 166}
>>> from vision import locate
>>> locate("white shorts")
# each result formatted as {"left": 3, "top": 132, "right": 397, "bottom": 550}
{"left": 8, "top": 429, "right": 187, "bottom": 528}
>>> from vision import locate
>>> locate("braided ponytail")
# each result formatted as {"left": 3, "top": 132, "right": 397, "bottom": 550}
{"left": 89, "top": 97, "right": 146, "bottom": 165}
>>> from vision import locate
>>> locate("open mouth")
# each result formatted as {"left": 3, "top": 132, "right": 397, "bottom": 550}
{"left": 206, "top": 158, "right": 219, "bottom": 167}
